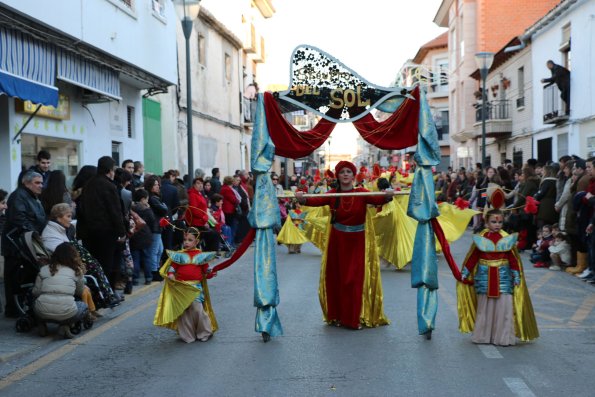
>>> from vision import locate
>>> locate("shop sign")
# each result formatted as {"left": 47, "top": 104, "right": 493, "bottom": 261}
{"left": 15, "top": 94, "right": 71, "bottom": 120}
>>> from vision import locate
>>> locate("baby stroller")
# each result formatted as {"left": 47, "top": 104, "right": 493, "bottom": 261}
{"left": 5, "top": 229, "right": 93, "bottom": 335}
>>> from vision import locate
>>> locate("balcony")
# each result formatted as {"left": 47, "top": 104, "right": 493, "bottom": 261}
{"left": 473, "top": 100, "right": 512, "bottom": 138}
{"left": 543, "top": 85, "right": 569, "bottom": 124}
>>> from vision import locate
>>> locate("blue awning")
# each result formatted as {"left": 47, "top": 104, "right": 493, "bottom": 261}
{"left": 0, "top": 27, "right": 59, "bottom": 107}
{"left": 57, "top": 49, "right": 121, "bottom": 100}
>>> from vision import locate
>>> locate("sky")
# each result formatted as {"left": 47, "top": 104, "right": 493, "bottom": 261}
{"left": 259, "top": 0, "right": 447, "bottom": 157}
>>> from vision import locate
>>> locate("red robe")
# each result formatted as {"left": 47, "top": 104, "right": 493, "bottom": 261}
{"left": 305, "top": 187, "right": 386, "bottom": 328}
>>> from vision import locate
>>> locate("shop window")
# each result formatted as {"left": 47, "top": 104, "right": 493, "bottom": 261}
{"left": 112, "top": 141, "right": 122, "bottom": 166}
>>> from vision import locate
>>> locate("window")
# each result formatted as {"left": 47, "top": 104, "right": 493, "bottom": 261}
{"left": 435, "top": 110, "right": 449, "bottom": 140}
{"left": 127, "top": 106, "right": 135, "bottom": 138}
{"left": 112, "top": 141, "right": 122, "bottom": 166}
{"left": 517, "top": 66, "right": 525, "bottom": 108}
{"left": 561, "top": 23, "right": 571, "bottom": 70}
{"left": 225, "top": 53, "right": 232, "bottom": 83}
{"left": 151, "top": 0, "right": 165, "bottom": 17}
{"left": 120, "top": 0, "right": 133, "bottom": 7}
{"left": 459, "top": 15, "right": 464, "bottom": 60}
{"left": 197, "top": 34, "right": 206, "bottom": 66}
{"left": 434, "top": 58, "right": 449, "bottom": 92}
{"left": 513, "top": 149, "right": 523, "bottom": 169}
{"left": 557, "top": 133, "right": 568, "bottom": 160}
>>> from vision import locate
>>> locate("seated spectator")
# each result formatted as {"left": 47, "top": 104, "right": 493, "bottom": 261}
{"left": 531, "top": 225, "right": 555, "bottom": 268}
{"left": 33, "top": 243, "right": 90, "bottom": 338}
{"left": 548, "top": 232, "right": 572, "bottom": 271}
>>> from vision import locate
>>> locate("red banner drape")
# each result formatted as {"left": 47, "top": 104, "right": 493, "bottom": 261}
{"left": 264, "top": 92, "right": 336, "bottom": 159}
{"left": 352, "top": 86, "right": 420, "bottom": 150}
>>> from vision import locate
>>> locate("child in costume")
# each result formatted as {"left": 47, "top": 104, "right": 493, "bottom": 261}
{"left": 457, "top": 187, "right": 538, "bottom": 346}
{"left": 153, "top": 227, "right": 218, "bottom": 343}
{"left": 276, "top": 201, "right": 309, "bottom": 253}
{"left": 287, "top": 202, "right": 305, "bottom": 254}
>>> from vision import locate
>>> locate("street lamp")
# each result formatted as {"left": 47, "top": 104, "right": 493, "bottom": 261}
{"left": 174, "top": 0, "right": 201, "bottom": 186}
{"left": 475, "top": 51, "right": 494, "bottom": 168}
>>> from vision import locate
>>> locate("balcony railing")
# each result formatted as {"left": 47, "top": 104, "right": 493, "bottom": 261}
{"left": 475, "top": 100, "right": 510, "bottom": 122}
{"left": 543, "top": 85, "right": 569, "bottom": 123}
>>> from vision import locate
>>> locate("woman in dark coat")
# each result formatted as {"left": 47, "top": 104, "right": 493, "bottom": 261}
{"left": 533, "top": 165, "right": 558, "bottom": 228}
{"left": 513, "top": 167, "right": 541, "bottom": 249}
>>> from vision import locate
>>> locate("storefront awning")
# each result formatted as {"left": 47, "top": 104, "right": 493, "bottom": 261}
{"left": 0, "top": 27, "right": 59, "bottom": 107}
{"left": 57, "top": 49, "right": 121, "bottom": 101}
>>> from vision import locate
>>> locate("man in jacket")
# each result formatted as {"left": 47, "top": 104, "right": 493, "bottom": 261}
{"left": 1, "top": 171, "right": 46, "bottom": 317}
{"left": 210, "top": 167, "right": 222, "bottom": 194}
{"left": 77, "top": 156, "right": 127, "bottom": 290}
{"left": 541, "top": 60, "right": 571, "bottom": 114}
{"left": 28, "top": 150, "right": 51, "bottom": 189}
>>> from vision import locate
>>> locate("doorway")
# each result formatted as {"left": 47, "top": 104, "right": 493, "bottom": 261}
{"left": 537, "top": 138, "right": 552, "bottom": 164}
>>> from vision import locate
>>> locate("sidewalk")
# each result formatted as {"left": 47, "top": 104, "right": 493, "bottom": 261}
{"left": 0, "top": 278, "right": 160, "bottom": 363}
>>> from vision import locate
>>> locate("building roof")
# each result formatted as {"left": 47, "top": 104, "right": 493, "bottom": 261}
{"left": 470, "top": 37, "right": 522, "bottom": 80}
{"left": 412, "top": 32, "right": 448, "bottom": 64}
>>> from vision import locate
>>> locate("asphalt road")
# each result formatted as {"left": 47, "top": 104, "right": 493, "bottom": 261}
{"left": 1, "top": 231, "right": 594, "bottom": 396}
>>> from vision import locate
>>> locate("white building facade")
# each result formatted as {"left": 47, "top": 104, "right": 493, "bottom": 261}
{"left": 528, "top": 0, "right": 595, "bottom": 162}
{"left": 0, "top": 0, "right": 177, "bottom": 189}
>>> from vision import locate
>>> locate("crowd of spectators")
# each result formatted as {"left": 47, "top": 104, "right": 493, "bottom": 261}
{"left": 436, "top": 156, "right": 595, "bottom": 283}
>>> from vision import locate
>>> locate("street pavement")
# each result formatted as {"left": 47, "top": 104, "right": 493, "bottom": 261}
{"left": 0, "top": 230, "right": 594, "bottom": 396}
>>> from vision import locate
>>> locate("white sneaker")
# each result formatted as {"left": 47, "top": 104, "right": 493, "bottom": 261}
{"left": 578, "top": 270, "right": 592, "bottom": 279}
{"left": 549, "top": 265, "right": 561, "bottom": 271}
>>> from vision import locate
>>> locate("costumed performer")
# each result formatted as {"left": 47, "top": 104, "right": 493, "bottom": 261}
{"left": 295, "top": 160, "right": 394, "bottom": 330}
{"left": 153, "top": 227, "right": 218, "bottom": 343}
{"left": 457, "top": 187, "right": 538, "bottom": 346}
{"left": 277, "top": 201, "right": 308, "bottom": 254}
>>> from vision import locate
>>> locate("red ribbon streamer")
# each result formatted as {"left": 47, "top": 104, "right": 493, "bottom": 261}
{"left": 430, "top": 218, "right": 462, "bottom": 281}
{"left": 211, "top": 228, "right": 256, "bottom": 274}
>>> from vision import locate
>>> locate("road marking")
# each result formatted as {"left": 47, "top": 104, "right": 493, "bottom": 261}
{"left": 533, "top": 311, "right": 564, "bottom": 323}
{"left": 531, "top": 293, "right": 576, "bottom": 307}
{"left": 503, "top": 377, "right": 536, "bottom": 397}
{"left": 0, "top": 297, "right": 155, "bottom": 391}
{"left": 477, "top": 345, "right": 503, "bottom": 359}
{"left": 569, "top": 294, "right": 595, "bottom": 325}
{"left": 528, "top": 272, "right": 555, "bottom": 294}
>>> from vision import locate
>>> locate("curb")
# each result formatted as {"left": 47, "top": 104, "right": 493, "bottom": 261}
{"left": 0, "top": 281, "right": 161, "bottom": 364}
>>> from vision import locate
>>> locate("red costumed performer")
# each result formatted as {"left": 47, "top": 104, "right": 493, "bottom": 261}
{"left": 296, "top": 161, "right": 393, "bottom": 329}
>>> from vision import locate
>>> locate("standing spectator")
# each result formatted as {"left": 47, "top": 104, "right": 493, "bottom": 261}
{"left": 565, "top": 158, "right": 592, "bottom": 274}
{"left": 122, "top": 159, "right": 135, "bottom": 176}
{"left": 0, "top": 189, "right": 8, "bottom": 233}
{"left": 233, "top": 174, "right": 251, "bottom": 244}
{"left": 144, "top": 176, "right": 168, "bottom": 281}
{"left": 40, "top": 170, "right": 74, "bottom": 217}
{"left": 186, "top": 178, "right": 219, "bottom": 252}
{"left": 1, "top": 171, "right": 46, "bottom": 317}
{"left": 272, "top": 174, "right": 284, "bottom": 196}
{"left": 555, "top": 160, "right": 574, "bottom": 231}
{"left": 114, "top": 168, "right": 134, "bottom": 294}
{"left": 160, "top": 171, "right": 181, "bottom": 251}
{"left": 582, "top": 160, "right": 595, "bottom": 282}
{"left": 203, "top": 180, "right": 215, "bottom": 203}
{"left": 210, "top": 168, "right": 222, "bottom": 194}
{"left": 29, "top": 150, "right": 51, "bottom": 189}
{"left": 220, "top": 176, "right": 240, "bottom": 245}
{"left": 76, "top": 157, "right": 127, "bottom": 291}
{"left": 512, "top": 167, "right": 540, "bottom": 250}
{"left": 132, "top": 161, "right": 144, "bottom": 189}
{"left": 557, "top": 155, "right": 572, "bottom": 202}
{"left": 71, "top": 165, "right": 97, "bottom": 203}
{"left": 533, "top": 165, "right": 558, "bottom": 229}
{"left": 130, "top": 189, "right": 155, "bottom": 285}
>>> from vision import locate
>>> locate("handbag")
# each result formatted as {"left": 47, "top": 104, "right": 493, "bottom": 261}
{"left": 129, "top": 209, "right": 147, "bottom": 235}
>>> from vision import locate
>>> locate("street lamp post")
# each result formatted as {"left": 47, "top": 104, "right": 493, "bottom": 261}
{"left": 175, "top": 0, "right": 201, "bottom": 186}
{"left": 475, "top": 52, "right": 494, "bottom": 168}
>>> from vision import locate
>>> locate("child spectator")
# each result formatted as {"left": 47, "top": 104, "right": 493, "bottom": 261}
{"left": 209, "top": 193, "right": 233, "bottom": 253}
{"left": 531, "top": 225, "right": 555, "bottom": 268}
{"left": 548, "top": 232, "right": 572, "bottom": 271}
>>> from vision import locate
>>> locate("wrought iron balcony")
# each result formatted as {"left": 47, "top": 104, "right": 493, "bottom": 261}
{"left": 473, "top": 100, "right": 511, "bottom": 138}
{"left": 543, "top": 85, "right": 569, "bottom": 124}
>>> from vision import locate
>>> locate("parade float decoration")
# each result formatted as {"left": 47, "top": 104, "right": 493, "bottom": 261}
{"left": 211, "top": 45, "right": 462, "bottom": 341}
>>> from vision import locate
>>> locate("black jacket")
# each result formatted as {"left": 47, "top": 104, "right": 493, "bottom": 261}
{"left": 76, "top": 174, "right": 127, "bottom": 240}
{"left": 160, "top": 180, "right": 180, "bottom": 217}
{"left": 129, "top": 203, "right": 154, "bottom": 250}
{"left": 1, "top": 186, "right": 47, "bottom": 256}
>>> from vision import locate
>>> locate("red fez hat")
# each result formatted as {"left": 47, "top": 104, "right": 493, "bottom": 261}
{"left": 334, "top": 161, "right": 357, "bottom": 175}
